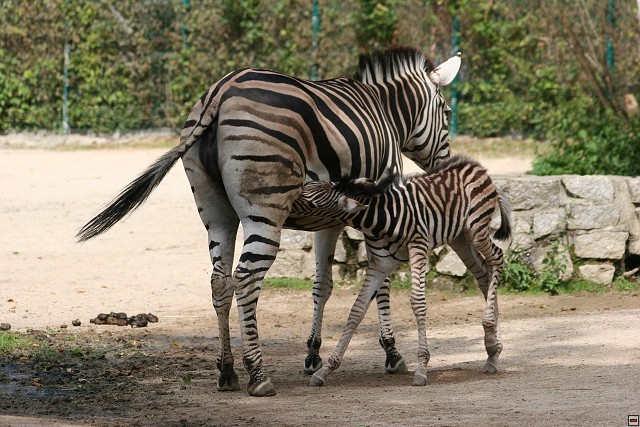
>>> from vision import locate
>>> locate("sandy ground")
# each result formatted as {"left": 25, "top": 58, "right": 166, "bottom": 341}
{"left": 1, "top": 145, "right": 639, "bottom": 426}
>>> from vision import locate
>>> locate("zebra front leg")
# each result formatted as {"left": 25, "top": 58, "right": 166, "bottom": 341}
{"left": 304, "top": 226, "right": 343, "bottom": 374}
{"left": 376, "top": 277, "right": 407, "bottom": 374}
{"left": 310, "top": 264, "right": 394, "bottom": 386}
{"left": 408, "top": 245, "right": 430, "bottom": 386}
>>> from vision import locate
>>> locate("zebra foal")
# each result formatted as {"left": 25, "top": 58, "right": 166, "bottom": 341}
{"left": 295, "top": 155, "right": 512, "bottom": 387}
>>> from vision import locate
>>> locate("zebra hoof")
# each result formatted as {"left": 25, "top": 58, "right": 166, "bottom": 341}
{"left": 309, "top": 375, "right": 324, "bottom": 386}
{"left": 247, "top": 376, "right": 276, "bottom": 397}
{"left": 303, "top": 354, "right": 323, "bottom": 375}
{"left": 217, "top": 370, "right": 240, "bottom": 391}
{"left": 385, "top": 353, "right": 408, "bottom": 374}
{"left": 412, "top": 373, "right": 428, "bottom": 386}
{"left": 482, "top": 361, "right": 498, "bottom": 375}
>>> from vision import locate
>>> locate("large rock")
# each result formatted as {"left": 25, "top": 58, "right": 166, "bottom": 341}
{"left": 567, "top": 204, "right": 620, "bottom": 230}
{"left": 498, "top": 177, "right": 563, "bottom": 210}
{"left": 562, "top": 176, "right": 614, "bottom": 202}
{"left": 578, "top": 264, "right": 615, "bottom": 286}
{"left": 627, "top": 177, "right": 640, "bottom": 204}
{"left": 573, "top": 231, "right": 629, "bottom": 259}
{"left": 280, "top": 230, "right": 313, "bottom": 251}
{"left": 435, "top": 248, "right": 467, "bottom": 277}
{"left": 533, "top": 209, "right": 566, "bottom": 239}
{"left": 268, "top": 249, "right": 316, "bottom": 279}
{"left": 530, "top": 238, "right": 573, "bottom": 281}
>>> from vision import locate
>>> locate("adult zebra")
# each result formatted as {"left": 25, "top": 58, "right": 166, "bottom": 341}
{"left": 295, "top": 155, "right": 512, "bottom": 387}
{"left": 77, "top": 47, "right": 461, "bottom": 396}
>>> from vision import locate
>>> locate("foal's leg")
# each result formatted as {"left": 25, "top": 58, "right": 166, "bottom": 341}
{"left": 309, "top": 259, "right": 399, "bottom": 386}
{"left": 304, "top": 225, "right": 343, "bottom": 374}
{"left": 470, "top": 231, "right": 504, "bottom": 374}
{"left": 376, "top": 277, "right": 407, "bottom": 374}
{"left": 408, "top": 244, "right": 431, "bottom": 386}
{"left": 305, "top": 231, "right": 405, "bottom": 375}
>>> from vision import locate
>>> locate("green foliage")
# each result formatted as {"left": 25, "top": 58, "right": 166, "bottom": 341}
{"left": 0, "top": 333, "right": 35, "bottom": 352}
{"left": 502, "top": 242, "right": 568, "bottom": 295}
{"left": 263, "top": 277, "right": 314, "bottom": 290}
{"left": 531, "top": 113, "right": 640, "bottom": 176}
{"left": 502, "top": 252, "right": 536, "bottom": 292}
{"left": 537, "top": 241, "right": 567, "bottom": 295}
{"left": 613, "top": 276, "right": 640, "bottom": 292}
{"left": 355, "top": 1, "right": 400, "bottom": 51}
{"left": 0, "top": 0, "right": 638, "bottom": 158}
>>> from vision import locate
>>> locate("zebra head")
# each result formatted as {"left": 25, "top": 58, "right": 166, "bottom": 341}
{"left": 300, "top": 170, "right": 398, "bottom": 217}
{"left": 357, "top": 48, "right": 461, "bottom": 172}
{"left": 405, "top": 52, "right": 461, "bottom": 171}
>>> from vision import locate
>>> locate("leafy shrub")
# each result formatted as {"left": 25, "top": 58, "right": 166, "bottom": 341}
{"left": 502, "top": 251, "right": 536, "bottom": 292}
{"left": 531, "top": 113, "right": 640, "bottom": 176}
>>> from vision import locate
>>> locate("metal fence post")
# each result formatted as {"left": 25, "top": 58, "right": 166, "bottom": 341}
{"left": 62, "top": 0, "right": 70, "bottom": 135}
{"left": 450, "top": 8, "right": 460, "bottom": 139}
{"left": 310, "top": 0, "right": 320, "bottom": 81}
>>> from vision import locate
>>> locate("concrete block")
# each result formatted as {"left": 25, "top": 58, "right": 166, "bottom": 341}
{"left": 568, "top": 204, "right": 620, "bottom": 230}
{"left": 562, "top": 176, "right": 614, "bottom": 202}
{"left": 573, "top": 231, "right": 628, "bottom": 259}
{"left": 578, "top": 264, "right": 615, "bottom": 286}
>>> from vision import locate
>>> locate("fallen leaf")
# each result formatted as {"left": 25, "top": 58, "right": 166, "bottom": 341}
{"left": 171, "top": 342, "right": 180, "bottom": 347}
{"left": 539, "top": 304, "right": 548, "bottom": 309}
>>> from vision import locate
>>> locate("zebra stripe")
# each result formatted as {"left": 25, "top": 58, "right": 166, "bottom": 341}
{"left": 298, "top": 155, "right": 512, "bottom": 386}
{"left": 76, "top": 47, "right": 461, "bottom": 396}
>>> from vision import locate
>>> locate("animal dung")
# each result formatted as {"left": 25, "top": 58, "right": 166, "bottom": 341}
{"left": 89, "top": 312, "right": 158, "bottom": 328}
{"left": 0, "top": 323, "right": 11, "bottom": 331}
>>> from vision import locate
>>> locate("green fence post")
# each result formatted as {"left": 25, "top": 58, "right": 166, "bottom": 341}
{"left": 62, "top": 0, "right": 70, "bottom": 135}
{"left": 310, "top": 0, "right": 320, "bottom": 81}
{"left": 181, "top": 0, "right": 191, "bottom": 49}
{"left": 450, "top": 8, "right": 460, "bottom": 139}
{"left": 605, "top": 0, "right": 615, "bottom": 77}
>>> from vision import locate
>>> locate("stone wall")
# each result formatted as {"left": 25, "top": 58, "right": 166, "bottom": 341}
{"left": 267, "top": 175, "right": 640, "bottom": 286}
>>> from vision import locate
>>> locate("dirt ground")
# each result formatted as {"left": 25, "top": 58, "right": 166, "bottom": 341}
{"left": 1, "top": 142, "right": 639, "bottom": 426}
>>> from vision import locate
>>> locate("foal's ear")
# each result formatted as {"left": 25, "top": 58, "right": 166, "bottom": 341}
{"left": 337, "top": 195, "right": 368, "bottom": 213}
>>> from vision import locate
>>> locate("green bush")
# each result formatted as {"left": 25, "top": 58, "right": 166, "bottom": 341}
{"left": 532, "top": 113, "right": 640, "bottom": 176}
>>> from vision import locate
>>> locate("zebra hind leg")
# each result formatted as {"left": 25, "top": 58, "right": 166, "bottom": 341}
{"left": 469, "top": 233, "right": 504, "bottom": 374}
{"left": 377, "top": 278, "right": 407, "bottom": 374}
{"left": 450, "top": 235, "right": 502, "bottom": 373}
{"left": 183, "top": 153, "right": 241, "bottom": 392}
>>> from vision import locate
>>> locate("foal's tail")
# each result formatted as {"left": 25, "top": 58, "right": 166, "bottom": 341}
{"left": 492, "top": 189, "right": 512, "bottom": 242}
{"left": 76, "top": 83, "right": 222, "bottom": 242}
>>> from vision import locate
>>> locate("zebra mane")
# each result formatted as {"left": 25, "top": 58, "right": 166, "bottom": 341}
{"left": 403, "top": 155, "right": 485, "bottom": 184}
{"left": 356, "top": 47, "right": 435, "bottom": 83}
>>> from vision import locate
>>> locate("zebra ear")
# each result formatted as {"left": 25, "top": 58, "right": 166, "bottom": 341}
{"left": 337, "top": 195, "right": 368, "bottom": 213}
{"left": 428, "top": 52, "right": 461, "bottom": 86}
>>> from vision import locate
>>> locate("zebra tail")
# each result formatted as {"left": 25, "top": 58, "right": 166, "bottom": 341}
{"left": 76, "top": 146, "right": 184, "bottom": 242}
{"left": 77, "top": 85, "right": 222, "bottom": 242}
{"left": 493, "top": 189, "right": 512, "bottom": 242}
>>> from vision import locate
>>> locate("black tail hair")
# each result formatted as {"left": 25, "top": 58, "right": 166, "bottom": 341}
{"left": 76, "top": 146, "right": 183, "bottom": 242}
{"left": 335, "top": 167, "right": 398, "bottom": 198}
{"left": 493, "top": 189, "right": 512, "bottom": 242}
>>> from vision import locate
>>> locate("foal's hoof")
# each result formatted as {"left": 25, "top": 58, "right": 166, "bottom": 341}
{"left": 247, "top": 376, "right": 276, "bottom": 397}
{"left": 412, "top": 373, "right": 428, "bottom": 386}
{"left": 217, "top": 370, "right": 240, "bottom": 391}
{"left": 309, "top": 373, "right": 325, "bottom": 386}
{"left": 303, "top": 354, "right": 323, "bottom": 375}
{"left": 385, "top": 353, "right": 408, "bottom": 374}
{"left": 482, "top": 361, "right": 498, "bottom": 375}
